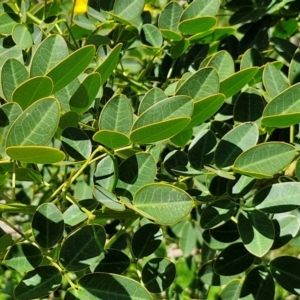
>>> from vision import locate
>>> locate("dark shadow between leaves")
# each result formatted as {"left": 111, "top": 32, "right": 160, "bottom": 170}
{"left": 215, "top": 139, "right": 243, "bottom": 168}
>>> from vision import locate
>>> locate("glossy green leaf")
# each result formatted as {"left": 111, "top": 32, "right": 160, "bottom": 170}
{"left": 94, "top": 156, "right": 116, "bottom": 191}
{"left": 12, "top": 24, "right": 33, "bottom": 48}
{"left": 55, "top": 79, "right": 80, "bottom": 112}
{"left": 253, "top": 182, "right": 300, "bottom": 213}
{"left": 93, "top": 131, "right": 130, "bottom": 149}
{"left": 263, "top": 63, "right": 289, "bottom": 98}
{"left": 209, "top": 176, "right": 229, "bottom": 196}
{"left": 271, "top": 37, "right": 297, "bottom": 63}
{"left": 187, "top": 94, "right": 225, "bottom": 129}
{"left": 272, "top": 215, "right": 300, "bottom": 249}
{"left": 59, "top": 225, "right": 106, "bottom": 271}
{"left": 179, "top": 221, "right": 197, "bottom": 257}
{"left": 0, "top": 13, "right": 20, "bottom": 35}
{"left": 289, "top": 48, "right": 300, "bottom": 85}
{"left": 133, "top": 183, "right": 194, "bottom": 225}
{"left": 116, "top": 152, "right": 156, "bottom": 199}
{"left": 30, "top": 35, "right": 69, "bottom": 77}
{"left": 191, "top": 27, "right": 235, "bottom": 44}
{"left": 69, "top": 73, "right": 101, "bottom": 115}
{"left": 93, "top": 185, "right": 125, "bottom": 211}
{"left": 233, "top": 88, "right": 265, "bottom": 122}
{"left": 15, "top": 167, "right": 42, "bottom": 183}
{"left": 240, "top": 48, "right": 263, "bottom": 70}
{"left": 158, "top": 1, "right": 182, "bottom": 34}
{"left": 238, "top": 210, "right": 274, "bottom": 257}
{"left": 270, "top": 256, "right": 300, "bottom": 296}
{"left": 217, "top": 279, "right": 242, "bottom": 300}
{"left": 61, "top": 127, "right": 92, "bottom": 160}
{"left": 169, "top": 128, "right": 193, "bottom": 147}
{"left": 171, "top": 39, "right": 190, "bottom": 58}
{"left": 6, "top": 98, "right": 60, "bottom": 147}
{"left": 203, "top": 220, "right": 240, "bottom": 250}
{"left": 188, "top": 129, "right": 217, "bottom": 169}
{"left": 0, "top": 102, "right": 22, "bottom": 157}
{"left": 142, "top": 24, "right": 162, "bottom": 48}
{"left": 199, "top": 260, "right": 237, "bottom": 286}
{"left": 1, "top": 58, "right": 28, "bottom": 101}
{"left": 201, "top": 199, "right": 236, "bottom": 229}
{"left": 239, "top": 266, "right": 274, "bottom": 300}
{"left": 12, "top": 76, "right": 53, "bottom": 109}
{"left": 14, "top": 266, "right": 62, "bottom": 300}
{"left": 64, "top": 288, "right": 88, "bottom": 300}
{"left": 0, "top": 234, "right": 13, "bottom": 257}
{"left": 262, "top": 83, "right": 300, "bottom": 127}
{"left": 273, "top": 18, "right": 298, "bottom": 38}
{"left": 112, "top": 0, "right": 145, "bottom": 22}
{"left": 214, "top": 243, "right": 255, "bottom": 276}
{"left": 6, "top": 146, "right": 65, "bottom": 163}
{"left": 63, "top": 199, "right": 98, "bottom": 227}
{"left": 179, "top": 17, "right": 217, "bottom": 35}
{"left": 5, "top": 243, "right": 42, "bottom": 272}
{"left": 130, "top": 95, "right": 193, "bottom": 144}
{"left": 132, "top": 223, "right": 162, "bottom": 259}
{"left": 220, "top": 67, "right": 258, "bottom": 99}
{"left": 207, "top": 50, "right": 234, "bottom": 81}
{"left": 142, "top": 258, "right": 176, "bottom": 293}
{"left": 138, "top": 88, "right": 166, "bottom": 115}
{"left": 92, "top": 249, "right": 130, "bottom": 274}
{"left": 215, "top": 122, "right": 259, "bottom": 168}
{"left": 226, "top": 174, "right": 256, "bottom": 199}
{"left": 95, "top": 43, "right": 122, "bottom": 85}
{"left": 181, "top": 0, "right": 219, "bottom": 19}
{"left": 32, "top": 203, "right": 64, "bottom": 249}
{"left": 78, "top": 272, "right": 152, "bottom": 300}
{"left": 204, "top": 165, "right": 236, "bottom": 180}
{"left": 56, "top": 111, "right": 79, "bottom": 139}
{"left": 176, "top": 67, "right": 219, "bottom": 100}
{"left": 162, "top": 150, "right": 188, "bottom": 177}
{"left": 233, "top": 142, "right": 296, "bottom": 178}
{"left": 46, "top": 45, "right": 95, "bottom": 93}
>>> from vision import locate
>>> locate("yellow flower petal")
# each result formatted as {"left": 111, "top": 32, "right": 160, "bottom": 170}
{"left": 74, "top": 0, "right": 88, "bottom": 15}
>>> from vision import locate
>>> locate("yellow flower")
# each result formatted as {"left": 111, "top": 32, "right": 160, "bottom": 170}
{"left": 74, "top": 0, "right": 88, "bottom": 15}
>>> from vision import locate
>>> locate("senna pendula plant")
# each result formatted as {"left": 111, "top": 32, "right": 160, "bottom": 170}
{"left": 1, "top": 0, "right": 300, "bottom": 299}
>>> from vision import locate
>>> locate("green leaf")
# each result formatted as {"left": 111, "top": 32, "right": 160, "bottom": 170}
{"left": 130, "top": 95, "right": 193, "bottom": 144}
{"left": 56, "top": 111, "right": 79, "bottom": 139}
{"left": 253, "top": 182, "right": 300, "bottom": 213}
{"left": 78, "top": 273, "right": 152, "bottom": 300}
{"left": 32, "top": 203, "right": 64, "bottom": 249}
{"left": 92, "top": 249, "right": 130, "bottom": 274}
{"left": 93, "top": 185, "right": 125, "bottom": 211}
{"left": 95, "top": 43, "right": 122, "bottom": 85}
{"left": 64, "top": 288, "right": 88, "bottom": 300}
{"left": 179, "top": 17, "right": 217, "bottom": 35}
{"left": 263, "top": 63, "right": 289, "bottom": 98}
{"left": 214, "top": 243, "right": 255, "bottom": 276}
{"left": 0, "top": 234, "right": 13, "bottom": 257}
{"left": 94, "top": 156, "right": 116, "bottom": 191}
{"left": 240, "top": 48, "right": 263, "bottom": 70}
{"left": 220, "top": 67, "right": 258, "bottom": 99}
{"left": 206, "top": 50, "right": 235, "bottom": 81}
{"left": 12, "top": 76, "right": 53, "bottom": 109}
{"left": 270, "top": 256, "right": 300, "bottom": 296}
{"left": 239, "top": 266, "right": 274, "bottom": 300}
{"left": 217, "top": 279, "right": 243, "bottom": 300}
{"left": 158, "top": 1, "right": 182, "bottom": 33}
{"left": 15, "top": 167, "right": 42, "bottom": 183}
{"left": 179, "top": 221, "right": 197, "bottom": 257}
{"left": 142, "top": 24, "right": 162, "bottom": 48}
{"left": 63, "top": 199, "right": 98, "bottom": 227}
{"left": 233, "top": 88, "right": 265, "bottom": 122}
{"left": 1, "top": 58, "right": 28, "bottom": 101}
{"left": 6, "top": 98, "right": 60, "bottom": 147}
{"left": 46, "top": 45, "right": 95, "bottom": 93}
{"left": 0, "top": 102, "right": 22, "bottom": 157}
{"left": 112, "top": 0, "right": 145, "bottom": 22}
{"left": 162, "top": 150, "right": 188, "bottom": 177}
{"left": 61, "top": 127, "right": 92, "bottom": 160}
{"left": 69, "top": 73, "right": 101, "bottom": 115}
{"left": 116, "top": 152, "right": 156, "bottom": 199}
{"left": 188, "top": 129, "right": 217, "bottom": 170}
{"left": 5, "top": 243, "right": 42, "bottom": 272}
{"left": 12, "top": 24, "right": 33, "bottom": 49}
{"left": 226, "top": 174, "right": 256, "bottom": 199}
{"left": 142, "top": 258, "right": 176, "bottom": 293}
{"left": 271, "top": 37, "right": 297, "bottom": 64}
{"left": 181, "top": 0, "right": 219, "bottom": 19}
{"left": 169, "top": 128, "right": 193, "bottom": 147}
{"left": 138, "top": 88, "right": 166, "bottom": 115}
{"left": 238, "top": 210, "right": 274, "bottom": 257}
{"left": 59, "top": 225, "right": 106, "bottom": 271}
{"left": 171, "top": 39, "right": 190, "bottom": 58}
{"left": 133, "top": 183, "right": 194, "bottom": 225}
{"left": 55, "top": 79, "right": 80, "bottom": 112}
{"left": 233, "top": 142, "right": 295, "bottom": 178}
{"left": 6, "top": 146, "right": 65, "bottom": 163}
{"left": 215, "top": 122, "right": 259, "bottom": 168}
{"left": 30, "top": 35, "right": 69, "bottom": 77}
{"left": 0, "top": 12, "right": 20, "bottom": 35}
{"left": 262, "top": 83, "right": 300, "bottom": 127}
{"left": 176, "top": 67, "right": 219, "bottom": 100}
{"left": 132, "top": 223, "right": 162, "bottom": 259}
{"left": 289, "top": 48, "right": 300, "bottom": 85}
{"left": 200, "top": 199, "right": 236, "bottom": 229}
{"left": 14, "top": 266, "right": 62, "bottom": 300}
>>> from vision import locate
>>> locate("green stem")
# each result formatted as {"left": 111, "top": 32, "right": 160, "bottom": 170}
{"left": 0, "top": 203, "right": 36, "bottom": 214}
{"left": 290, "top": 125, "right": 295, "bottom": 144}
{"left": 0, "top": 217, "right": 28, "bottom": 240}
{"left": 12, "top": 161, "right": 16, "bottom": 201}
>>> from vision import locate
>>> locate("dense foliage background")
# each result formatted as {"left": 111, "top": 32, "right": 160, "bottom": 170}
{"left": 1, "top": 0, "right": 300, "bottom": 299}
